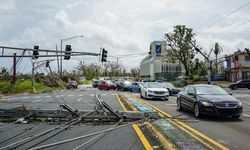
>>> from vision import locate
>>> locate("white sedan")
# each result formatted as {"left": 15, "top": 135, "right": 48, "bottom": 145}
{"left": 140, "top": 82, "right": 169, "bottom": 100}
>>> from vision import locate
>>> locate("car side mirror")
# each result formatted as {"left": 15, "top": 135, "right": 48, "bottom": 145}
{"left": 188, "top": 92, "right": 195, "bottom": 97}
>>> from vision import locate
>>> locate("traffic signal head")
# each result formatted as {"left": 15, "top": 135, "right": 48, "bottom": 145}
{"left": 64, "top": 45, "right": 72, "bottom": 60}
{"left": 33, "top": 45, "right": 39, "bottom": 59}
{"left": 101, "top": 48, "right": 108, "bottom": 62}
{"left": 245, "top": 48, "right": 250, "bottom": 56}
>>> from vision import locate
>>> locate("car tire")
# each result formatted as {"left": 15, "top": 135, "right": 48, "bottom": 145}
{"left": 194, "top": 103, "right": 202, "bottom": 118}
{"left": 130, "top": 88, "right": 132, "bottom": 92}
{"left": 140, "top": 92, "right": 143, "bottom": 98}
{"left": 177, "top": 98, "right": 183, "bottom": 111}
{"left": 233, "top": 86, "right": 238, "bottom": 90}
{"left": 144, "top": 92, "right": 148, "bottom": 100}
{"left": 164, "top": 98, "right": 169, "bottom": 101}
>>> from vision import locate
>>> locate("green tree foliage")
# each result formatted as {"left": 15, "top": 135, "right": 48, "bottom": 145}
{"left": 165, "top": 25, "right": 198, "bottom": 76}
{"left": 190, "top": 58, "right": 207, "bottom": 77}
{"left": 0, "top": 67, "right": 10, "bottom": 81}
{"left": 213, "top": 42, "right": 223, "bottom": 73}
{"left": 77, "top": 61, "right": 101, "bottom": 80}
{"left": 130, "top": 68, "right": 140, "bottom": 81}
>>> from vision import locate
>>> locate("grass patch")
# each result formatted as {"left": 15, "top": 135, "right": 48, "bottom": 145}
{"left": 0, "top": 80, "right": 63, "bottom": 94}
{"left": 79, "top": 79, "right": 91, "bottom": 85}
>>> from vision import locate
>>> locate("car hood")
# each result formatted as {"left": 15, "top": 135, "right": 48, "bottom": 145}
{"left": 198, "top": 95, "right": 239, "bottom": 102}
{"left": 147, "top": 88, "right": 167, "bottom": 92}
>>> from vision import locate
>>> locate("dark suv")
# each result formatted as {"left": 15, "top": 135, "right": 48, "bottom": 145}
{"left": 229, "top": 80, "right": 250, "bottom": 90}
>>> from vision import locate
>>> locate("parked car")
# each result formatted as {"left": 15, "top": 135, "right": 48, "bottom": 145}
{"left": 98, "top": 80, "right": 116, "bottom": 90}
{"left": 177, "top": 84, "right": 243, "bottom": 118}
{"left": 229, "top": 80, "right": 250, "bottom": 90}
{"left": 162, "top": 82, "right": 181, "bottom": 95}
{"left": 129, "top": 82, "right": 144, "bottom": 93}
{"left": 140, "top": 82, "right": 169, "bottom": 100}
{"left": 116, "top": 80, "right": 133, "bottom": 91}
{"left": 92, "top": 80, "right": 100, "bottom": 88}
{"left": 66, "top": 80, "right": 78, "bottom": 89}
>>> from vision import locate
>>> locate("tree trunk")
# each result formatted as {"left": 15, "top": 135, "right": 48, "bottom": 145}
{"left": 215, "top": 54, "right": 218, "bottom": 74}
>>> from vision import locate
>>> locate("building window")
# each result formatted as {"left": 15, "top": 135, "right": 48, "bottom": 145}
{"left": 245, "top": 56, "right": 250, "bottom": 61}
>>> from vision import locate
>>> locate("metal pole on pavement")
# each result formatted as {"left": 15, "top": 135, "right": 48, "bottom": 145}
{"left": 60, "top": 39, "right": 63, "bottom": 78}
{"left": 12, "top": 53, "right": 16, "bottom": 84}
{"left": 31, "top": 62, "right": 36, "bottom": 93}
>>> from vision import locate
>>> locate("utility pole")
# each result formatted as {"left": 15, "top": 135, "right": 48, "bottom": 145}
{"left": 60, "top": 35, "right": 84, "bottom": 78}
{"left": 12, "top": 53, "right": 16, "bottom": 84}
{"left": 190, "top": 42, "right": 212, "bottom": 84}
{"left": 56, "top": 44, "right": 60, "bottom": 74}
{"left": 31, "top": 62, "right": 36, "bottom": 93}
{"left": 60, "top": 39, "right": 63, "bottom": 78}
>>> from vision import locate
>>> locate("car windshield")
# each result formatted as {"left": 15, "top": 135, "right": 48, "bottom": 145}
{"left": 124, "top": 80, "right": 132, "bottom": 85}
{"left": 106, "top": 80, "right": 113, "bottom": 84}
{"left": 196, "top": 86, "right": 228, "bottom": 95}
{"left": 147, "top": 82, "right": 164, "bottom": 88}
{"left": 162, "top": 83, "right": 175, "bottom": 89}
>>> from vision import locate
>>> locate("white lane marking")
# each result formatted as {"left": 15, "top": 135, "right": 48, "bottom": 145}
{"left": 11, "top": 97, "right": 18, "bottom": 100}
{"left": 101, "top": 94, "right": 107, "bottom": 96}
{"left": 45, "top": 95, "right": 51, "bottom": 98}
{"left": 164, "top": 103, "right": 177, "bottom": 106}
{"left": 111, "top": 94, "right": 117, "bottom": 96}
{"left": 68, "top": 95, "right": 74, "bottom": 97}
{"left": 79, "top": 94, "right": 84, "bottom": 97}
{"left": 56, "top": 95, "right": 64, "bottom": 97}
{"left": 243, "top": 114, "right": 250, "bottom": 117}
{"left": 32, "top": 99, "right": 41, "bottom": 103}
{"left": 76, "top": 98, "right": 82, "bottom": 102}
{"left": 89, "top": 94, "right": 95, "bottom": 96}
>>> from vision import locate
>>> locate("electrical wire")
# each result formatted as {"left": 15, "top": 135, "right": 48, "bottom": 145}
{"left": 0, "top": 110, "right": 95, "bottom": 150}
{"left": 72, "top": 119, "right": 123, "bottom": 150}
{"left": 0, "top": 123, "right": 42, "bottom": 145}
{"left": 0, "top": 113, "right": 32, "bottom": 130}
{"left": 28, "top": 118, "right": 147, "bottom": 150}
{"left": 207, "top": 1, "right": 250, "bottom": 27}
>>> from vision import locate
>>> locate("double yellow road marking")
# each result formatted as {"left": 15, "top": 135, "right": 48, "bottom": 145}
{"left": 133, "top": 96, "right": 229, "bottom": 150}
{"left": 116, "top": 95, "right": 153, "bottom": 150}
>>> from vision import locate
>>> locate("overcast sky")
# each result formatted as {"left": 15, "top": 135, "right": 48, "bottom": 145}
{"left": 0, "top": 0, "right": 250, "bottom": 73}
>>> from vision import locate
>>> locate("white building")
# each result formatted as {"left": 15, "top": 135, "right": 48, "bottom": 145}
{"left": 140, "top": 41, "right": 181, "bottom": 81}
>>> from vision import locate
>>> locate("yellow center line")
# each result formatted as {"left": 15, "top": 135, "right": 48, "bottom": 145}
{"left": 133, "top": 95, "right": 229, "bottom": 150}
{"left": 115, "top": 95, "right": 153, "bottom": 150}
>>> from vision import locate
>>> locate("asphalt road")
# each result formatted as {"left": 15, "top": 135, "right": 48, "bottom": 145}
{"left": 134, "top": 89, "right": 250, "bottom": 150}
{"left": 1, "top": 85, "right": 250, "bottom": 149}
{"left": 0, "top": 85, "right": 145, "bottom": 150}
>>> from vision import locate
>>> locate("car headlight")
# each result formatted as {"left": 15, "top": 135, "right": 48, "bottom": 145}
{"left": 201, "top": 100, "right": 213, "bottom": 106}
{"left": 238, "top": 101, "right": 242, "bottom": 107}
{"left": 148, "top": 90, "right": 153, "bottom": 93}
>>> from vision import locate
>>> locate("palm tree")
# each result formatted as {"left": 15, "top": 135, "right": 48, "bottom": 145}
{"left": 214, "top": 42, "right": 223, "bottom": 73}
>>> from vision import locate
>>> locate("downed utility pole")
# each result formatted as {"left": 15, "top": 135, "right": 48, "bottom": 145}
{"left": 190, "top": 42, "right": 212, "bottom": 84}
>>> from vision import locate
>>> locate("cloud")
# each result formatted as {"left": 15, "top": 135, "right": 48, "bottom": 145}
{"left": 0, "top": 0, "right": 15, "bottom": 14}
{"left": 1, "top": 0, "right": 250, "bottom": 72}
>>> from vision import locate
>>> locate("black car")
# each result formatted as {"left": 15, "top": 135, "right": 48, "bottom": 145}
{"left": 162, "top": 82, "right": 181, "bottom": 95}
{"left": 92, "top": 80, "right": 100, "bottom": 88}
{"left": 229, "top": 80, "right": 250, "bottom": 90}
{"left": 177, "top": 84, "right": 243, "bottom": 118}
{"left": 66, "top": 81, "right": 78, "bottom": 89}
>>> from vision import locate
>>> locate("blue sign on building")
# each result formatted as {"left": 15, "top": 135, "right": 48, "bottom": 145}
{"left": 156, "top": 44, "right": 161, "bottom": 54}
